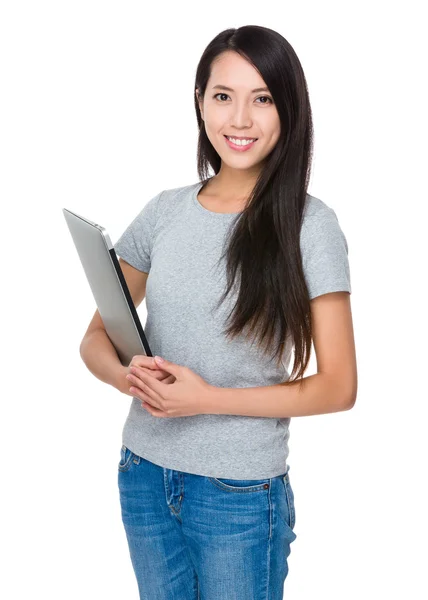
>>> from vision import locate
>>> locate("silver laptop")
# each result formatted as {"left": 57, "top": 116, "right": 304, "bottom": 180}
{"left": 63, "top": 208, "right": 152, "bottom": 366}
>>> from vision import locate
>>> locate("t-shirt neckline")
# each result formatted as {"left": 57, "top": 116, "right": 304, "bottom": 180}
{"left": 192, "top": 181, "right": 243, "bottom": 217}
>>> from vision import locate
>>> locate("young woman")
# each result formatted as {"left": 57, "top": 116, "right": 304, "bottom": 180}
{"left": 80, "top": 24, "right": 357, "bottom": 600}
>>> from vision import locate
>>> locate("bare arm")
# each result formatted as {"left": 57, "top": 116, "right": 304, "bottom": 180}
{"left": 79, "top": 328, "right": 128, "bottom": 393}
{"left": 208, "top": 291, "right": 358, "bottom": 417}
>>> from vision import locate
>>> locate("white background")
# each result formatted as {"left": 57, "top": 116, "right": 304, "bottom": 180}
{"left": 1, "top": 1, "right": 427, "bottom": 598}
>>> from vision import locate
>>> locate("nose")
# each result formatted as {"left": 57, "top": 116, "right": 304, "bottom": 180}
{"left": 229, "top": 101, "right": 253, "bottom": 130}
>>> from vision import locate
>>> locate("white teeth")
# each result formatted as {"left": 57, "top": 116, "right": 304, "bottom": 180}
{"left": 226, "top": 136, "right": 256, "bottom": 146}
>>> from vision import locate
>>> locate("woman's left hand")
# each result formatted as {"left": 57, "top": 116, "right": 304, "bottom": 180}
{"left": 126, "top": 356, "right": 216, "bottom": 418}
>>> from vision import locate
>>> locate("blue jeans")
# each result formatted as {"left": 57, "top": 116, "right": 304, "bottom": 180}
{"left": 118, "top": 444, "right": 297, "bottom": 600}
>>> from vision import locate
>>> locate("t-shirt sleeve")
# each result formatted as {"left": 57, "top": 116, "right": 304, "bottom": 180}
{"left": 300, "top": 206, "right": 352, "bottom": 300}
{"left": 114, "top": 190, "right": 163, "bottom": 273}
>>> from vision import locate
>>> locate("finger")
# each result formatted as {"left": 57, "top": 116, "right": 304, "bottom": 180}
{"left": 153, "top": 372, "right": 175, "bottom": 383}
{"left": 129, "top": 355, "right": 156, "bottom": 369}
{"left": 129, "top": 382, "right": 163, "bottom": 411}
{"left": 140, "top": 401, "right": 169, "bottom": 418}
{"left": 140, "top": 366, "right": 164, "bottom": 380}
{"left": 139, "top": 367, "right": 173, "bottom": 384}
{"left": 131, "top": 386, "right": 164, "bottom": 414}
{"left": 130, "top": 366, "right": 167, "bottom": 398}
{"left": 128, "top": 370, "right": 165, "bottom": 409}
{"left": 153, "top": 356, "right": 181, "bottom": 379}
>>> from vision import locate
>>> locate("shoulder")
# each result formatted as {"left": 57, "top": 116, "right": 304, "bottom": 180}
{"left": 301, "top": 192, "right": 348, "bottom": 253}
{"left": 143, "top": 182, "right": 200, "bottom": 233}
{"left": 303, "top": 192, "right": 337, "bottom": 224}
{"left": 153, "top": 182, "right": 198, "bottom": 213}
{"left": 158, "top": 182, "right": 199, "bottom": 202}
{"left": 299, "top": 193, "right": 352, "bottom": 299}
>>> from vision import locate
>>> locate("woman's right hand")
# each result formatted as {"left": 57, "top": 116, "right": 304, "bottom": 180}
{"left": 115, "top": 355, "right": 176, "bottom": 397}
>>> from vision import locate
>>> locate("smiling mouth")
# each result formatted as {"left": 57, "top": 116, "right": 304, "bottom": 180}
{"left": 224, "top": 135, "right": 258, "bottom": 142}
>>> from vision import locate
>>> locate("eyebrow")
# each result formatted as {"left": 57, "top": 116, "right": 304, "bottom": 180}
{"left": 212, "top": 85, "right": 270, "bottom": 93}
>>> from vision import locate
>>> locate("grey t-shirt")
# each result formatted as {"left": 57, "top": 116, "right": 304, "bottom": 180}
{"left": 114, "top": 181, "right": 352, "bottom": 479}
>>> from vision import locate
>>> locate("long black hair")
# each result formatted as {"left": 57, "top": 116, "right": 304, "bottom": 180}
{"left": 194, "top": 25, "right": 314, "bottom": 384}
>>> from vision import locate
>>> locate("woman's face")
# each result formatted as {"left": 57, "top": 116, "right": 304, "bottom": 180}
{"left": 197, "top": 51, "right": 281, "bottom": 173}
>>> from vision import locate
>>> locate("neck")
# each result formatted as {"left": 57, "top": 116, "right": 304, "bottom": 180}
{"left": 207, "top": 168, "right": 260, "bottom": 201}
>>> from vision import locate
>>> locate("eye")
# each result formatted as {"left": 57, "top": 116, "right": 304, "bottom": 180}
{"left": 256, "top": 96, "right": 273, "bottom": 104}
{"left": 213, "top": 93, "right": 230, "bottom": 102}
{"left": 213, "top": 93, "right": 273, "bottom": 104}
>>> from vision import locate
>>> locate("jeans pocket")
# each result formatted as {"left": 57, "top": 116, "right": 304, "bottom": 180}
{"left": 208, "top": 476, "right": 271, "bottom": 493}
{"left": 283, "top": 471, "right": 296, "bottom": 530}
{"left": 118, "top": 445, "right": 135, "bottom": 472}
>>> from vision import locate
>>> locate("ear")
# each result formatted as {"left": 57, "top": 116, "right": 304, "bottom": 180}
{"left": 196, "top": 88, "right": 204, "bottom": 120}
